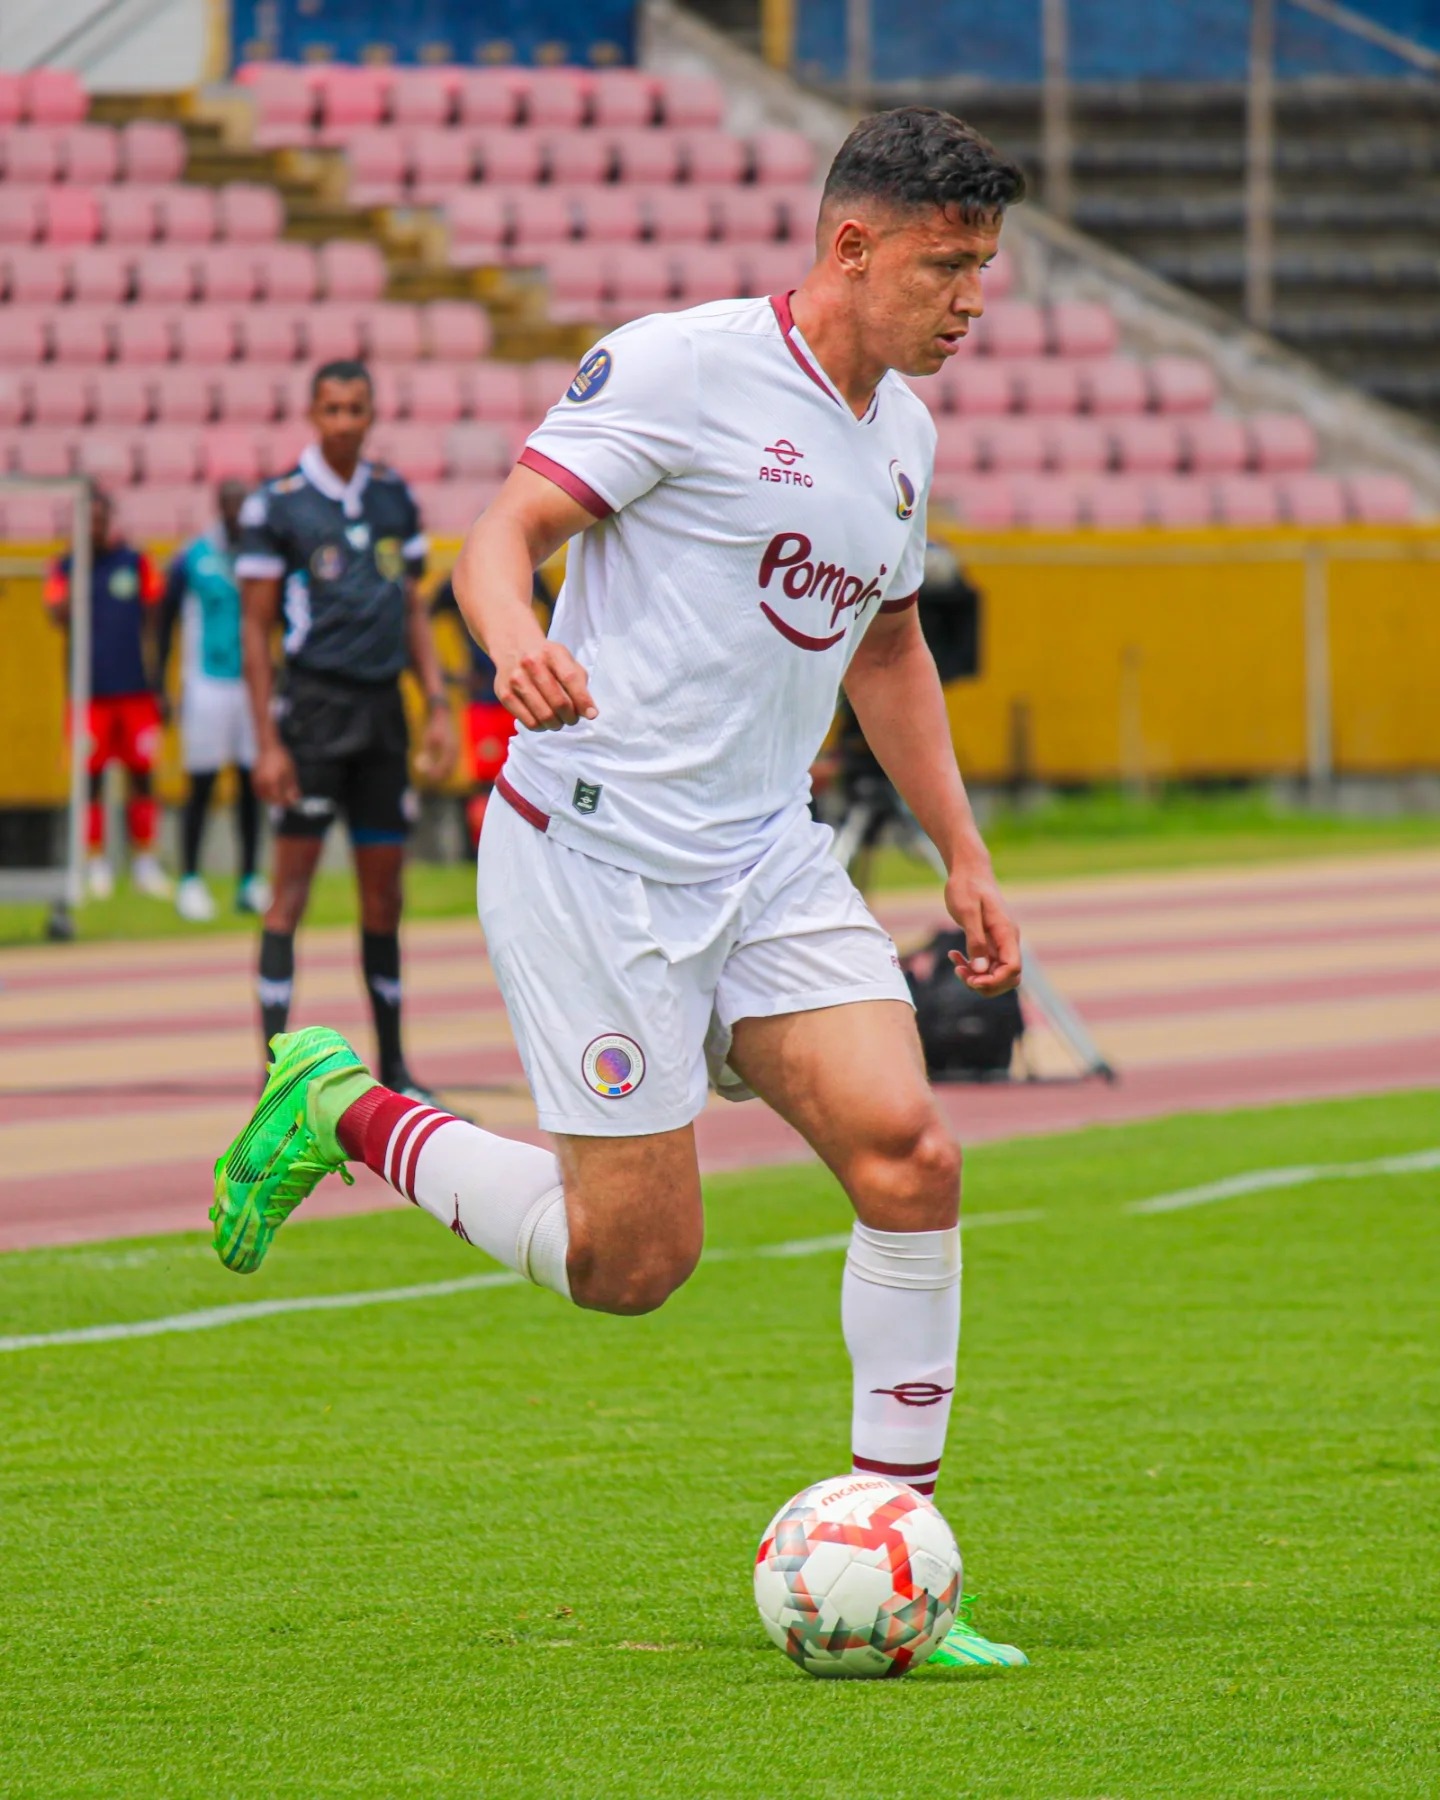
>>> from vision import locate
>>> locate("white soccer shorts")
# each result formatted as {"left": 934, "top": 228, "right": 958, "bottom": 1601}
{"left": 477, "top": 793, "right": 913, "bottom": 1137}
{"left": 180, "top": 675, "right": 257, "bottom": 775}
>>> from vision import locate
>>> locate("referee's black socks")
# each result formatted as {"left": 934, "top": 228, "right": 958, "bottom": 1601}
{"left": 257, "top": 929, "right": 295, "bottom": 1059}
{"left": 362, "top": 930, "right": 406, "bottom": 1087}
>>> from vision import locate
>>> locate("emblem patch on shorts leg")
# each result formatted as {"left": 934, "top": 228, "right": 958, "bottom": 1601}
{"left": 582, "top": 1033, "right": 646, "bottom": 1098}
{"left": 572, "top": 779, "right": 602, "bottom": 815}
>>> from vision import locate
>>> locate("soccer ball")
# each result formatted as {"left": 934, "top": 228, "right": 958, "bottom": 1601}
{"left": 753, "top": 1475, "right": 962, "bottom": 1678}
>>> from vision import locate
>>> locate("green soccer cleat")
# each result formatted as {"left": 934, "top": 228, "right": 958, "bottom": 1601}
{"left": 210, "top": 1027, "right": 370, "bottom": 1274}
{"left": 927, "top": 1597, "right": 1030, "bottom": 1670}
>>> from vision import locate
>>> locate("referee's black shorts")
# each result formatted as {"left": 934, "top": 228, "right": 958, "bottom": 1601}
{"left": 274, "top": 666, "right": 414, "bottom": 845}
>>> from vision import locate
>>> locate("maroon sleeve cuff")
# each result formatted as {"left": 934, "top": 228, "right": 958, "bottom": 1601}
{"left": 517, "top": 448, "right": 613, "bottom": 520}
{"left": 879, "top": 591, "right": 919, "bottom": 614}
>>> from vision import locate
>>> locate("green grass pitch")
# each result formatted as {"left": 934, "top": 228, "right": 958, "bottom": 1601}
{"left": 1, "top": 1090, "right": 1436, "bottom": 1798}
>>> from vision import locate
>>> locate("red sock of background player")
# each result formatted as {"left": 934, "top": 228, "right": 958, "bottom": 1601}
{"left": 317, "top": 1076, "right": 571, "bottom": 1299}
{"left": 843, "top": 1223, "right": 960, "bottom": 1499}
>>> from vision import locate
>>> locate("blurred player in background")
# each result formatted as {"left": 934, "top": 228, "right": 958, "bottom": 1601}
{"left": 45, "top": 486, "right": 169, "bottom": 901}
{"left": 234, "top": 360, "right": 456, "bottom": 1099}
{"left": 156, "top": 479, "right": 268, "bottom": 924}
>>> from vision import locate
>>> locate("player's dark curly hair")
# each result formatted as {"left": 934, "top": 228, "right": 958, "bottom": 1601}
{"left": 822, "top": 106, "right": 1026, "bottom": 223}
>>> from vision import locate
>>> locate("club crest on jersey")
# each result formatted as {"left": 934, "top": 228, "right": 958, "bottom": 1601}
{"left": 582, "top": 1033, "right": 645, "bottom": 1098}
{"left": 890, "top": 460, "right": 917, "bottom": 520}
{"left": 566, "top": 348, "right": 613, "bottom": 404}
{"left": 311, "top": 543, "right": 345, "bottom": 581}
{"left": 756, "top": 532, "right": 888, "bottom": 651}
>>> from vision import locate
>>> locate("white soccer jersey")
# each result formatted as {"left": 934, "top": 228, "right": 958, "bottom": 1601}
{"left": 503, "top": 293, "right": 936, "bottom": 882}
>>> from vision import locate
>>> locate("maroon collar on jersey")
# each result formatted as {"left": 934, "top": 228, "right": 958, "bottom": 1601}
{"left": 769, "top": 291, "right": 881, "bottom": 425}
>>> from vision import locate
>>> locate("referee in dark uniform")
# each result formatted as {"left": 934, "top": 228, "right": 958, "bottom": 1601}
{"left": 236, "top": 359, "right": 456, "bottom": 1099}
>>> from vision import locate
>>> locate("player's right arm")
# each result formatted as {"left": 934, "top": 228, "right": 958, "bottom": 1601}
{"left": 452, "top": 466, "right": 600, "bottom": 732}
{"left": 234, "top": 488, "right": 300, "bottom": 807}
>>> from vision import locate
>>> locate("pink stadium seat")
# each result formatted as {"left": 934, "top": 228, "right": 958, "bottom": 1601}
{"left": 1147, "top": 477, "right": 1214, "bottom": 528}
{"left": 1044, "top": 416, "right": 1110, "bottom": 472}
{"left": 45, "top": 187, "right": 102, "bottom": 246}
{"left": 251, "top": 66, "right": 316, "bottom": 148}
{"left": 679, "top": 131, "right": 747, "bottom": 186}
{"left": 658, "top": 73, "right": 725, "bottom": 129}
{"left": 0, "top": 307, "right": 48, "bottom": 364}
{"left": 4, "top": 128, "right": 64, "bottom": 183}
{"left": 122, "top": 121, "right": 186, "bottom": 183}
{"left": 1248, "top": 413, "right": 1317, "bottom": 473}
{"left": 273, "top": 366, "right": 315, "bottom": 419}
{"left": 709, "top": 186, "right": 782, "bottom": 242}
{"left": 545, "top": 128, "right": 612, "bottom": 186}
{"left": 672, "top": 245, "right": 743, "bottom": 305}
{"left": 423, "top": 299, "right": 492, "bottom": 360}
{"left": 953, "top": 475, "right": 1016, "bottom": 529}
{"left": 611, "top": 129, "right": 684, "bottom": 186}
{"left": 0, "top": 73, "right": 21, "bottom": 127}
{"left": 950, "top": 361, "right": 1015, "bottom": 416}
{"left": 406, "top": 363, "right": 466, "bottom": 425}
{"left": 751, "top": 129, "right": 813, "bottom": 185}
{"left": 1110, "top": 416, "right": 1182, "bottom": 474}
{"left": 253, "top": 242, "right": 318, "bottom": 302}
{"left": 99, "top": 186, "right": 159, "bottom": 244}
{"left": 1084, "top": 476, "right": 1149, "bottom": 529}
{"left": 979, "top": 300, "right": 1046, "bottom": 360}
{"left": 1082, "top": 358, "right": 1149, "bottom": 415}
{"left": 345, "top": 129, "right": 408, "bottom": 207}
{"left": 1182, "top": 414, "right": 1248, "bottom": 474}
{"left": 1013, "top": 360, "right": 1083, "bottom": 415}
{"left": 469, "top": 362, "right": 528, "bottom": 420}
{"left": 367, "top": 364, "right": 405, "bottom": 421}
{"left": 136, "top": 248, "right": 195, "bottom": 304}
{"left": 359, "top": 302, "right": 422, "bottom": 362}
{"left": 912, "top": 373, "right": 948, "bottom": 416}
{"left": 980, "top": 417, "right": 1046, "bottom": 473}
{"left": 0, "top": 190, "right": 42, "bottom": 244}
{"left": 23, "top": 70, "right": 87, "bottom": 126}
{"left": 152, "top": 364, "right": 214, "bottom": 424}
{"left": 0, "top": 371, "right": 24, "bottom": 427}
{"left": 157, "top": 185, "right": 218, "bottom": 244}
{"left": 471, "top": 128, "right": 544, "bottom": 185}
{"left": 369, "top": 422, "right": 446, "bottom": 482}
{"left": 1346, "top": 472, "right": 1414, "bottom": 523}
{"left": 28, "top": 369, "right": 91, "bottom": 426}
{"left": 0, "top": 489, "right": 69, "bottom": 538}
{"left": 201, "top": 426, "right": 263, "bottom": 484}
{"left": 236, "top": 308, "right": 301, "bottom": 363}
{"left": 644, "top": 186, "right": 714, "bottom": 243}
{"left": 216, "top": 182, "right": 283, "bottom": 242}
{"left": 524, "top": 70, "right": 590, "bottom": 130}
{"left": 17, "top": 429, "right": 77, "bottom": 479}
{"left": 524, "top": 357, "right": 576, "bottom": 414}
{"left": 302, "top": 305, "right": 364, "bottom": 363}
{"left": 1213, "top": 476, "right": 1281, "bottom": 526}
{"left": 319, "top": 239, "right": 386, "bottom": 301}
{"left": 932, "top": 418, "right": 981, "bottom": 475}
{"left": 1019, "top": 476, "right": 1084, "bottom": 530}
{"left": 4, "top": 246, "right": 67, "bottom": 303}
{"left": 193, "top": 244, "right": 256, "bottom": 303}
{"left": 445, "top": 421, "right": 511, "bottom": 478}
{"left": 509, "top": 189, "right": 577, "bottom": 254}
{"left": 455, "top": 70, "right": 523, "bottom": 129}
{"left": 76, "top": 431, "right": 137, "bottom": 486}
{"left": 113, "top": 308, "right": 173, "bottom": 365}
{"left": 1148, "top": 355, "right": 1217, "bottom": 414}
{"left": 577, "top": 187, "right": 647, "bottom": 242}
{"left": 591, "top": 71, "right": 657, "bottom": 129}
{"left": 213, "top": 364, "right": 281, "bottom": 423}
{"left": 408, "top": 129, "right": 474, "bottom": 204}
{"left": 543, "top": 245, "right": 606, "bottom": 320}
{"left": 50, "top": 306, "right": 110, "bottom": 364}
{"left": 446, "top": 190, "right": 510, "bottom": 263}
{"left": 118, "top": 485, "right": 204, "bottom": 541}
{"left": 1278, "top": 473, "right": 1345, "bottom": 526}
{"left": 416, "top": 479, "right": 488, "bottom": 536}
{"left": 741, "top": 242, "right": 810, "bottom": 296}
{"left": 92, "top": 368, "right": 152, "bottom": 426}
{"left": 391, "top": 69, "right": 455, "bottom": 129}
{"left": 1047, "top": 300, "right": 1117, "bottom": 359}
{"left": 773, "top": 185, "right": 822, "bottom": 241}
{"left": 60, "top": 124, "right": 119, "bottom": 184}
{"left": 315, "top": 67, "right": 392, "bottom": 146}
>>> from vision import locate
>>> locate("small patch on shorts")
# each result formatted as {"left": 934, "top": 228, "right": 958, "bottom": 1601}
{"left": 582, "top": 1033, "right": 645, "bottom": 1098}
{"left": 572, "top": 779, "right": 602, "bottom": 815}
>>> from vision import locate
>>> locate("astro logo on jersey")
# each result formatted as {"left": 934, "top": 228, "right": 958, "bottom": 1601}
{"left": 890, "top": 460, "right": 917, "bottom": 520}
{"left": 759, "top": 438, "right": 813, "bottom": 486}
{"left": 756, "top": 532, "right": 889, "bottom": 650}
{"left": 566, "top": 348, "right": 613, "bottom": 404}
{"left": 582, "top": 1033, "right": 645, "bottom": 1098}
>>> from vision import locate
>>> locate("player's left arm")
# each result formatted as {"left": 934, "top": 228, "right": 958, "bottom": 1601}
{"left": 843, "top": 603, "right": 1021, "bottom": 995}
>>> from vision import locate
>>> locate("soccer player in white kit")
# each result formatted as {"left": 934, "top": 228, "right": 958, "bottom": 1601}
{"left": 211, "top": 108, "right": 1029, "bottom": 1668}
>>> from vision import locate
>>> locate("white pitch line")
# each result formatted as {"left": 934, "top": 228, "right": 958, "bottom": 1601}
{"left": 0, "top": 1210, "right": 1046, "bottom": 1357}
{"left": 1127, "top": 1146, "right": 1440, "bottom": 1215}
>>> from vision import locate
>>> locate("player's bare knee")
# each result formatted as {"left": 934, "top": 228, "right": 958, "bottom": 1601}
{"left": 571, "top": 1241, "right": 698, "bottom": 1317}
{"left": 849, "top": 1112, "right": 960, "bottom": 1231}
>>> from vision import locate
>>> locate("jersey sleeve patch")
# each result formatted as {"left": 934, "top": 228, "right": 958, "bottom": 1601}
{"left": 566, "top": 346, "right": 613, "bottom": 403}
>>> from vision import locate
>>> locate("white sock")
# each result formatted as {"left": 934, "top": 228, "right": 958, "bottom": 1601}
{"left": 842, "top": 1221, "right": 960, "bottom": 1498}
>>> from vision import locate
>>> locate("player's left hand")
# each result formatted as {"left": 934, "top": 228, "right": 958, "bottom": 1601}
{"left": 944, "top": 861, "right": 1022, "bottom": 995}
{"left": 415, "top": 705, "right": 458, "bottom": 784}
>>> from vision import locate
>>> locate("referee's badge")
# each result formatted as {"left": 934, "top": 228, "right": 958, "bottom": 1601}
{"left": 311, "top": 543, "right": 345, "bottom": 581}
{"left": 375, "top": 537, "right": 404, "bottom": 580}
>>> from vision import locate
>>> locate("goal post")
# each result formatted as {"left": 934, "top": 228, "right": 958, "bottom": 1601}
{"left": 0, "top": 477, "right": 91, "bottom": 911}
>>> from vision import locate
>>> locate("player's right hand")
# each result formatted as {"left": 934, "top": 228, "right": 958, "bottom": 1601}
{"left": 253, "top": 742, "right": 301, "bottom": 808}
{"left": 497, "top": 643, "right": 598, "bottom": 732}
